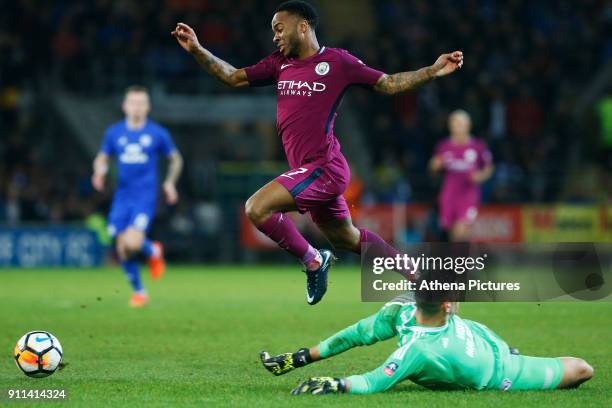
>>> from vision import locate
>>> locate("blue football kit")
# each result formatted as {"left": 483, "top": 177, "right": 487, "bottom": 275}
{"left": 100, "top": 119, "right": 176, "bottom": 237}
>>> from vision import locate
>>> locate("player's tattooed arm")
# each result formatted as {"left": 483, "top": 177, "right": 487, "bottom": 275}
{"left": 165, "top": 151, "right": 183, "bottom": 186}
{"left": 172, "top": 22, "right": 248, "bottom": 88}
{"left": 374, "top": 51, "right": 464, "bottom": 95}
{"left": 374, "top": 67, "right": 436, "bottom": 95}
{"left": 190, "top": 45, "right": 249, "bottom": 88}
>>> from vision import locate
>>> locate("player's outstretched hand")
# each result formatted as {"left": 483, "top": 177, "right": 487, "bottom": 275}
{"left": 431, "top": 51, "right": 464, "bottom": 77}
{"left": 91, "top": 174, "right": 105, "bottom": 192}
{"left": 163, "top": 182, "right": 178, "bottom": 205}
{"left": 291, "top": 377, "right": 346, "bottom": 395}
{"left": 260, "top": 351, "right": 296, "bottom": 376}
{"left": 171, "top": 22, "right": 201, "bottom": 53}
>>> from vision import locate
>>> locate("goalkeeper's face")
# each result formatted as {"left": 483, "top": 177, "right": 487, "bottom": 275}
{"left": 123, "top": 91, "right": 150, "bottom": 122}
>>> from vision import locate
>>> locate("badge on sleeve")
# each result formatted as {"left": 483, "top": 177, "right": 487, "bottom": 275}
{"left": 384, "top": 362, "right": 399, "bottom": 376}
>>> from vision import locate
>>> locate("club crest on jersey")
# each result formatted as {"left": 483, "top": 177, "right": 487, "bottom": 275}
{"left": 139, "top": 134, "right": 152, "bottom": 147}
{"left": 464, "top": 148, "right": 477, "bottom": 163}
{"left": 315, "top": 62, "right": 330, "bottom": 75}
{"left": 384, "top": 362, "right": 399, "bottom": 376}
{"left": 118, "top": 136, "right": 128, "bottom": 146}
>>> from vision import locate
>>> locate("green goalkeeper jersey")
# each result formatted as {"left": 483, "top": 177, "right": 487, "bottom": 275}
{"left": 319, "top": 299, "right": 563, "bottom": 394}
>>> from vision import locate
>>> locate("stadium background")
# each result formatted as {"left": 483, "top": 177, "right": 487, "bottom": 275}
{"left": 0, "top": 0, "right": 611, "bottom": 265}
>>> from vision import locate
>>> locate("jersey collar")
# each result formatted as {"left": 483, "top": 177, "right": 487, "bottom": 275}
{"left": 124, "top": 119, "right": 148, "bottom": 132}
{"left": 409, "top": 322, "right": 448, "bottom": 333}
{"left": 288, "top": 46, "right": 326, "bottom": 65}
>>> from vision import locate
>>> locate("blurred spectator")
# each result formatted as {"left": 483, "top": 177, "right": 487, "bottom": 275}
{"left": 343, "top": 0, "right": 607, "bottom": 202}
{"left": 506, "top": 87, "right": 542, "bottom": 140}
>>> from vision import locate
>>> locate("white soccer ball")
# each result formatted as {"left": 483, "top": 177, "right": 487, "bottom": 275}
{"left": 14, "top": 331, "right": 63, "bottom": 378}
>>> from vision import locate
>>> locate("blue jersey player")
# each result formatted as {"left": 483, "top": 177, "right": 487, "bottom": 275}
{"left": 92, "top": 86, "right": 183, "bottom": 307}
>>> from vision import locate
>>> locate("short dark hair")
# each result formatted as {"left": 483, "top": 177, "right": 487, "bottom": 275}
{"left": 416, "top": 301, "right": 444, "bottom": 316}
{"left": 414, "top": 268, "right": 459, "bottom": 315}
{"left": 124, "top": 85, "right": 149, "bottom": 96}
{"left": 275, "top": 1, "right": 318, "bottom": 30}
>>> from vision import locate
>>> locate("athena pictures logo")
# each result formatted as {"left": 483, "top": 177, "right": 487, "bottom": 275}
{"left": 361, "top": 242, "right": 612, "bottom": 302}
{"left": 315, "top": 62, "right": 330, "bottom": 75}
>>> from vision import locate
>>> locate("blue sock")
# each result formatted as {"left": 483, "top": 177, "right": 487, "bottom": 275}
{"left": 121, "top": 259, "right": 144, "bottom": 292}
{"left": 142, "top": 238, "right": 155, "bottom": 258}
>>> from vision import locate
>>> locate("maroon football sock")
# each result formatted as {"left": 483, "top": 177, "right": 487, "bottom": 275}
{"left": 357, "top": 228, "right": 415, "bottom": 277}
{"left": 257, "top": 212, "right": 311, "bottom": 260}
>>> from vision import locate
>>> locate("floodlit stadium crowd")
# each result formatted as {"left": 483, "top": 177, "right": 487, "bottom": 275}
{"left": 0, "top": 0, "right": 610, "bottom": 225}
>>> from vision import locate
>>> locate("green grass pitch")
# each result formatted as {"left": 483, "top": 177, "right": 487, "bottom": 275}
{"left": 0, "top": 265, "right": 610, "bottom": 407}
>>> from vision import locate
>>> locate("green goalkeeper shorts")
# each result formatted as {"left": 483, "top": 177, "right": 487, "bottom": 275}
{"left": 499, "top": 355, "right": 564, "bottom": 391}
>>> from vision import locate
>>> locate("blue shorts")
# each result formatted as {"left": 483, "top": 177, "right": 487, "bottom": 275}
{"left": 107, "top": 198, "right": 156, "bottom": 238}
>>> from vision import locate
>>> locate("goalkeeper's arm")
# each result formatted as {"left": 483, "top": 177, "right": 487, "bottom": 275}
{"left": 293, "top": 344, "right": 419, "bottom": 395}
{"left": 261, "top": 304, "right": 400, "bottom": 376}
{"left": 291, "top": 353, "right": 408, "bottom": 395}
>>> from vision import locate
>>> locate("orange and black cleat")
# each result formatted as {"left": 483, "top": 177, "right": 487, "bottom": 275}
{"left": 148, "top": 241, "right": 166, "bottom": 280}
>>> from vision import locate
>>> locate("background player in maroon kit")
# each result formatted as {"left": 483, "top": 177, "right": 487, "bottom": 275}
{"left": 172, "top": 1, "right": 463, "bottom": 304}
{"left": 429, "top": 110, "right": 494, "bottom": 242}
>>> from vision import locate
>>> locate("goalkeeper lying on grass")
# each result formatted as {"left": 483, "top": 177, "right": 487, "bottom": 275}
{"left": 261, "top": 274, "right": 593, "bottom": 395}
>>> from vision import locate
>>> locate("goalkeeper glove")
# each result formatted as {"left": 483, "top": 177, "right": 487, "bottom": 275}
{"left": 291, "top": 377, "right": 346, "bottom": 395}
{"left": 260, "top": 348, "right": 312, "bottom": 376}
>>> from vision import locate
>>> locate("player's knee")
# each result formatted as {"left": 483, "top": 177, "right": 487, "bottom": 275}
{"left": 124, "top": 241, "right": 142, "bottom": 254}
{"left": 123, "top": 235, "right": 144, "bottom": 254}
{"left": 245, "top": 197, "right": 269, "bottom": 225}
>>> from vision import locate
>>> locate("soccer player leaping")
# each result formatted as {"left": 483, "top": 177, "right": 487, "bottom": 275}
{"left": 260, "top": 281, "right": 593, "bottom": 395}
{"left": 172, "top": 0, "right": 463, "bottom": 305}
{"left": 92, "top": 86, "right": 183, "bottom": 307}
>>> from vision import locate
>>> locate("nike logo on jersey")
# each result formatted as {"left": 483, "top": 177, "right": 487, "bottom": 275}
{"left": 281, "top": 64, "right": 292, "bottom": 70}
